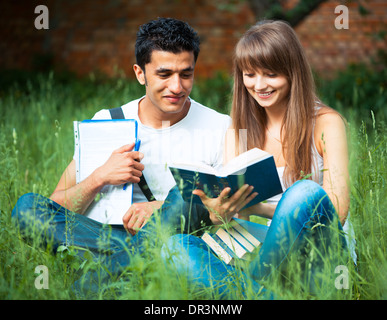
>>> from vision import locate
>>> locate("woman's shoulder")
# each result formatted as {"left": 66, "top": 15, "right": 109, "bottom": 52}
{"left": 314, "top": 105, "right": 347, "bottom": 154}
{"left": 315, "top": 104, "right": 346, "bottom": 129}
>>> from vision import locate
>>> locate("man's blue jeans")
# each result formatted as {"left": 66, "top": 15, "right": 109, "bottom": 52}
{"left": 162, "top": 180, "right": 348, "bottom": 298}
{"left": 11, "top": 185, "right": 211, "bottom": 275}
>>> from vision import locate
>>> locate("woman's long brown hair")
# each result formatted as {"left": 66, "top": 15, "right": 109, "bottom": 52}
{"left": 231, "top": 20, "right": 317, "bottom": 187}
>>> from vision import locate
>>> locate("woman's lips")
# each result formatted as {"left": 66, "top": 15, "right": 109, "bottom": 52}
{"left": 257, "top": 90, "right": 275, "bottom": 99}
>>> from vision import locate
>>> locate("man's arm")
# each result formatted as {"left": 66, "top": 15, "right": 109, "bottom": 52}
{"left": 50, "top": 143, "right": 144, "bottom": 215}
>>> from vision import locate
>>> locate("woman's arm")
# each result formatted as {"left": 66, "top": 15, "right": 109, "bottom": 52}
{"left": 315, "top": 109, "right": 350, "bottom": 225}
{"left": 238, "top": 202, "right": 276, "bottom": 220}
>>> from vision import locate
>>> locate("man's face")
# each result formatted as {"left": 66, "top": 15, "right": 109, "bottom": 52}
{"left": 134, "top": 50, "right": 195, "bottom": 121}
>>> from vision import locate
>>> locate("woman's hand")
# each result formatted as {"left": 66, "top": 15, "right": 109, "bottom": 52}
{"left": 193, "top": 184, "right": 258, "bottom": 225}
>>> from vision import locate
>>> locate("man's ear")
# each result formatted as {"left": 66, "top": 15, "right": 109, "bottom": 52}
{"left": 133, "top": 64, "right": 146, "bottom": 86}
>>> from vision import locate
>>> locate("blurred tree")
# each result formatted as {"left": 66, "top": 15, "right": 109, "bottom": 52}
{"left": 247, "top": 0, "right": 327, "bottom": 27}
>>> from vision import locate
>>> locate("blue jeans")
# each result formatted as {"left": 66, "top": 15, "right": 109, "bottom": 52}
{"left": 162, "top": 180, "right": 348, "bottom": 299}
{"left": 11, "top": 185, "right": 211, "bottom": 293}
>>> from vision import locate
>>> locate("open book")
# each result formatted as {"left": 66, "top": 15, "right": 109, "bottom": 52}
{"left": 73, "top": 119, "right": 138, "bottom": 224}
{"left": 169, "top": 148, "right": 283, "bottom": 210}
{"left": 202, "top": 218, "right": 268, "bottom": 265}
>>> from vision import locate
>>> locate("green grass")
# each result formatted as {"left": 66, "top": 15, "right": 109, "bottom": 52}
{"left": 0, "top": 68, "right": 386, "bottom": 300}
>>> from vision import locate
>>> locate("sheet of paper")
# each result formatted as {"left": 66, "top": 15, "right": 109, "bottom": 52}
{"left": 74, "top": 119, "right": 138, "bottom": 224}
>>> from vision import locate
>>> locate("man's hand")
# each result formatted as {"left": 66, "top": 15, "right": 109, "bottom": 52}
{"left": 193, "top": 185, "right": 257, "bottom": 225}
{"left": 50, "top": 143, "right": 144, "bottom": 215}
{"left": 123, "top": 201, "right": 164, "bottom": 235}
{"left": 93, "top": 143, "right": 144, "bottom": 187}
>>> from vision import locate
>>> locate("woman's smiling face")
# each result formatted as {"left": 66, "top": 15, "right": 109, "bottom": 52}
{"left": 242, "top": 68, "right": 290, "bottom": 110}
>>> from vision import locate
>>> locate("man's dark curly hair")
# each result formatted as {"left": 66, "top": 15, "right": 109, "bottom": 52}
{"left": 135, "top": 17, "right": 200, "bottom": 70}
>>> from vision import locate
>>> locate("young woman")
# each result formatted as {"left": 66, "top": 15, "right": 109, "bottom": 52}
{"left": 162, "top": 20, "right": 355, "bottom": 298}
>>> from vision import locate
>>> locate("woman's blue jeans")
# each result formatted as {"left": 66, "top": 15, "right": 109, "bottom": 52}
{"left": 162, "top": 180, "right": 348, "bottom": 298}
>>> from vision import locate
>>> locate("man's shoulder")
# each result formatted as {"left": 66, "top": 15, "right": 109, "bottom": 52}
{"left": 91, "top": 98, "right": 141, "bottom": 120}
{"left": 190, "top": 99, "right": 231, "bottom": 124}
{"left": 120, "top": 97, "right": 142, "bottom": 115}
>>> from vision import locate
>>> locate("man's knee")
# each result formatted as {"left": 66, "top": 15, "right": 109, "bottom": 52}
{"left": 11, "top": 193, "right": 57, "bottom": 229}
{"left": 12, "top": 193, "right": 41, "bottom": 219}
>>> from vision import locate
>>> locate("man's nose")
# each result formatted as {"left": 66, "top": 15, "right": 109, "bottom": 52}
{"left": 169, "top": 74, "right": 183, "bottom": 94}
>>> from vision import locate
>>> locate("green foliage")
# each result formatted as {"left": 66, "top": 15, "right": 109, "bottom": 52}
{"left": 317, "top": 64, "right": 387, "bottom": 126}
{"left": 347, "top": 114, "right": 387, "bottom": 299}
{"left": 247, "top": 0, "right": 327, "bottom": 27}
{"left": 190, "top": 71, "right": 233, "bottom": 115}
{"left": 0, "top": 66, "right": 386, "bottom": 300}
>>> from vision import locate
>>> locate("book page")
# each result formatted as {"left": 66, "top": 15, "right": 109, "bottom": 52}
{"left": 220, "top": 148, "right": 271, "bottom": 176}
{"left": 169, "top": 162, "right": 216, "bottom": 175}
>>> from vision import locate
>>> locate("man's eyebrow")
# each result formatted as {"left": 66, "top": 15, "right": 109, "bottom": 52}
{"left": 155, "top": 66, "right": 194, "bottom": 73}
{"left": 182, "top": 67, "right": 194, "bottom": 72}
{"left": 182, "top": 66, "right": 194, "bottom": 72}
{"left": 155, "top": 68, "right": 172, "bottom": 73}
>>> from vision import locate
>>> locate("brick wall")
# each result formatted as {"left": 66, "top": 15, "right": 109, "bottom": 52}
{"left": 295, "top": 0, "right": 387, "bottom": 76}
{"left": 0, "top": 0, "right": 386, "bottom": 79}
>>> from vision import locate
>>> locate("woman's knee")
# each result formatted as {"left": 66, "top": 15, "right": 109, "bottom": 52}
{"left": 274, "top": 179, "right": 334, "bottom": 224}
{"left": 283, "top": 180, "right": 326, "bottom": 203}
{"left": 280, "top": 179, "right": 328, "bottom": 208}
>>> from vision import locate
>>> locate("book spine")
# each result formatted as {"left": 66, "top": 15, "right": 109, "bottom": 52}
{"left": 202, "top": 232, "right": 233, "bottom": 264}
{"left": 216, "top": 228, "right": 247, "bottom": 259}
{"left": 232, "top": 222, "right": 261, "bottom": 247}
{"left": 227, "top": 227, "right": 256, "bottom": 252}
{"left": 73, "top": 121, "right": 80, "bottom": 183}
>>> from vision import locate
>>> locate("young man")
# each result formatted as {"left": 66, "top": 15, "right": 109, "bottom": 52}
{"left": 12, "top": 18, "right": 230, "bottom": 268}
